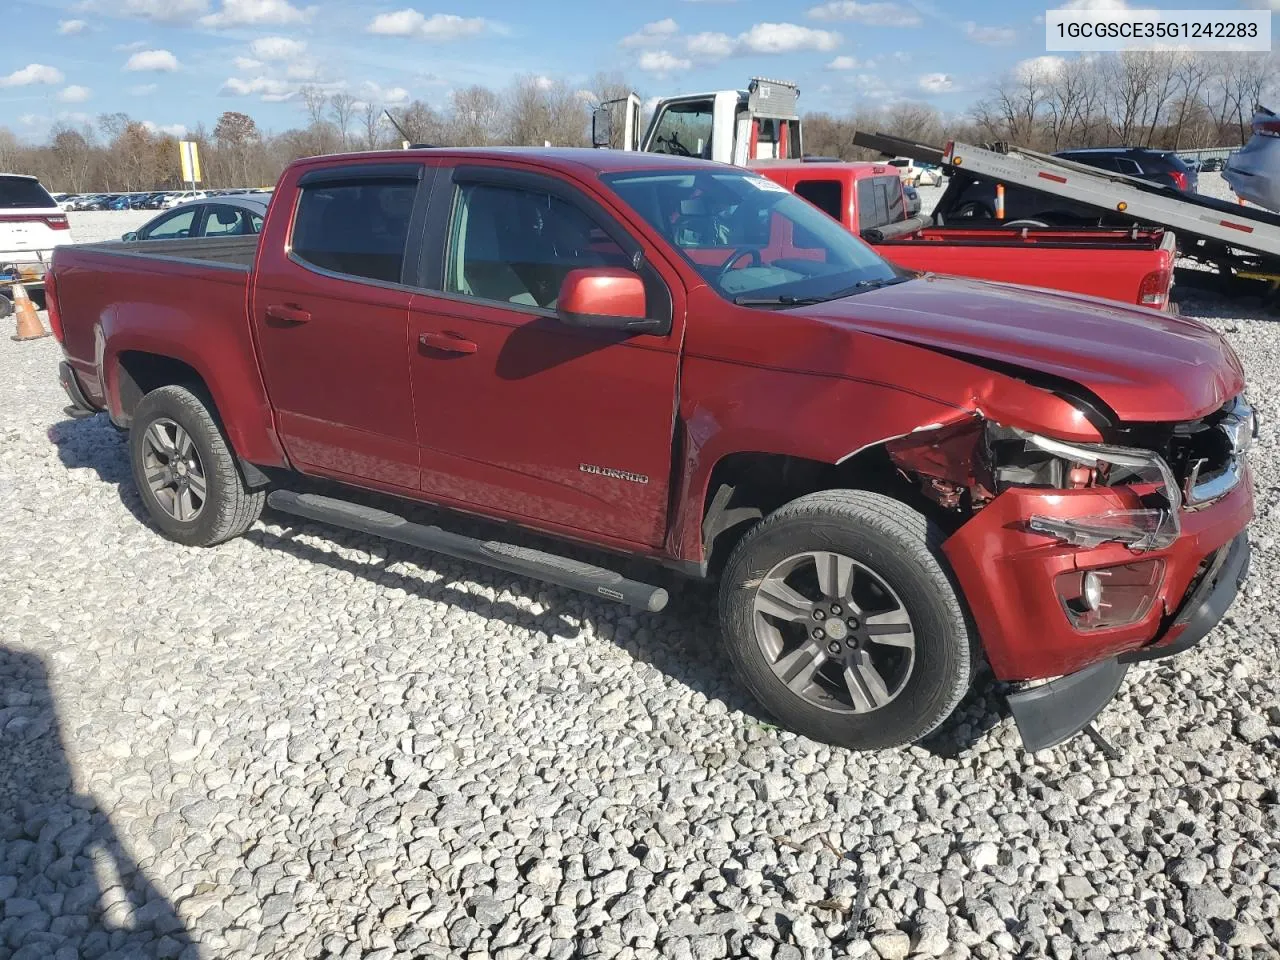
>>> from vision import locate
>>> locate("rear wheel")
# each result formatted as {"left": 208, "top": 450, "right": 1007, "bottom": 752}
{"left": 0, "top": 293, "right": 11, "bottom": 320}
{"left": 719, "top": 490, "right": 975, "bottom": 750}
{"left": 129, "top": 385, "right": 265, "bottom": 547}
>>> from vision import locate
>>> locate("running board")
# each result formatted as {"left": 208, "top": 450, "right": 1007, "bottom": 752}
{"left": 266, "top": 490, "right": 669, "bottom": 612}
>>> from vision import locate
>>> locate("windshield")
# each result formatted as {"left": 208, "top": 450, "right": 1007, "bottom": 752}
{"left": 602, "top": 169, "right": 901, "bottom": 304}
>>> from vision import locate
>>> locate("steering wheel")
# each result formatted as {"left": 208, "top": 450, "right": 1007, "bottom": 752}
{"left": 716, "top": 247, "right": 762, "bottom": 279}
{"left": 657, "top": 133, "right": 692, "bottom": 157}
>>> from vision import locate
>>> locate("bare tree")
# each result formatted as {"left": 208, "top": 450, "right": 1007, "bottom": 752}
{"left": 329, "top": 92, "right": 357, "bottom": 150}
{"left": 361, "top": 101, "right": 384, "bottom": 149}
{"left": 503, "top": 75, "right": 587, "bottom": 147}
{"left": 448, "top": 85, "right": 503, "bottom": 146}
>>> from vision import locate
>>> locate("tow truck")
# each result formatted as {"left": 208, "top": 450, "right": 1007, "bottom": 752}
{"left": 857, "top": 131, "right": 1280, "bottom": 292}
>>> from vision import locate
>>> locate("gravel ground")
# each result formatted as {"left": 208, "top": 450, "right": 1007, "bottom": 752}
{"left": 1, "top": 182, "right": 1278, "bottom": 960}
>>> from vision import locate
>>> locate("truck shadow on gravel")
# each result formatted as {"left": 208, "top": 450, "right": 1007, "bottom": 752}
{"left": 0, "top": 645, "right": 195, "bottom": 960}
{"left": 49, "top": 413, "right": 1009, "bottom": 759}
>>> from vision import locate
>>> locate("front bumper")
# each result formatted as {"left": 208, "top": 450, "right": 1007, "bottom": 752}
{"left": 1007, "top": 531, "right": 1251, "bottom": 751}
{"left": 943, "top": 470, "right": 1253, "bottom": 680}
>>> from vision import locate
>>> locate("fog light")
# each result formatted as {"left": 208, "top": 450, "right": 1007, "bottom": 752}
{"left": 1054, "top": 559, "right": 1165, "bottom": 630}
{"left": 1081, "top": 571, "right": 1103, "bottom": 612}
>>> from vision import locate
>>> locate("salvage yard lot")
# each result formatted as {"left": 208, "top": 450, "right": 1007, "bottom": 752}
{"left": 1, "top": 199, "right": 1279, "bottom": 960}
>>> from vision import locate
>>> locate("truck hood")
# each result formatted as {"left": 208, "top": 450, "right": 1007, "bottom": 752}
{"left": 802, "top": 275, "right": 1243, "bottom": 423}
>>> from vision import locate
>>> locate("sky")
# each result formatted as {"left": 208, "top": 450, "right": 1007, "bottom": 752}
{"left": 3, "top": 0, "right": 1276, "bottom": 142}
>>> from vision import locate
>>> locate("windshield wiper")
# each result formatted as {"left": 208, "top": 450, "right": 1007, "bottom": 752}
{"left": 850, "top": 276, "right": 912, "bottom": 291}
{"left": 732, "top": 294, "right": 830, "bottom": 307}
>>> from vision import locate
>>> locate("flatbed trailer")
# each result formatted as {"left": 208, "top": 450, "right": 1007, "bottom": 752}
{"left": 855, "top": 132, "right": 1280, "bottom": 284}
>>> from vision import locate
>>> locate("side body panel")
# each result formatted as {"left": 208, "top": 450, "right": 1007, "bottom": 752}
{"left": 50, "top": 246, "right": 288, "bottom": 467}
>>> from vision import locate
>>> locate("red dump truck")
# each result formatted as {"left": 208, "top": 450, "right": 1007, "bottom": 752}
{"left": 754, "top": 160, "right": 1177, "bottom": 309}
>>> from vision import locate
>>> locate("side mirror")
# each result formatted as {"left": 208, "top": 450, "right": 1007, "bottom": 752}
{"left": 591, "top": 105, "right": 612, "bottom": 149}
{"left": 121, "top": 231, "right": 138, "bottom": 242}
{"left": 557, "top": 267, "right": 663, "bottom": 333}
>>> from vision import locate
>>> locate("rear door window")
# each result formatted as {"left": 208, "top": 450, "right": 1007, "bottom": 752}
{"left": 202, "top": 205, "right": 257, "bottom": 237}
{"left": 793, "top": 180, "right": 843, "bottom": 222}
{"left": 1114, "top": 157, "right": 1142, "bottom": 175}
{"left": 291, "top": 180, "right": 417, "bottom": 284}
{"left": 0, "top": 177, "right": 56, "bottom": 209}
{"left": 855, "top": 176, "right": 904, "bottom": 231}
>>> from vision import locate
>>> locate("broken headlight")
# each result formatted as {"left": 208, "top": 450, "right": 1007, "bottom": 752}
{"left": 986, "top": 425, "right": 1182, "bottom": 550}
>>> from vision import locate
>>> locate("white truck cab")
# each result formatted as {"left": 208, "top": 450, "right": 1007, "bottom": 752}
{"left": 594, "top": 78, "right": 802, "bottom": 167}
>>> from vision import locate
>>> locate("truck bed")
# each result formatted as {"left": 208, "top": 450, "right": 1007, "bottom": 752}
{"left": 873, "top": 224, "right": 1176, "bottom": 309}
{"left": 71, "top": 235, "right": 259, "bottom": 269}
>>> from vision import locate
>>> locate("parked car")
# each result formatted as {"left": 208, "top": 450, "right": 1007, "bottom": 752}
{"left": 903, "top": 182, "right": 921, "bottom": 218}
{"left": 1224, "top": 106, "right": 1280, "bottom": 213}
{"left": 0, "top": 174, "right": 70, "bottom": 296}
{"left": 49, "top": 148, "right": 1254, "bottom": 754}
{"left": 163, "top": 190, "right": 208, "bottom": 209}
{"left": 1200, "top": 157, "right": 1225, "bottom": 172}
{"left": 1056, "top": 147, "right": 1198, "bottom": 193}
{"left": 122, "top": 195, "right": 269, "bottom": 242}
{"left": 762, "top": 160, "right": 1176, "bottom": 309}
{"left": 886, "top": 157, "right": 939, "bottom": 186}
{"left": 938, "top": 147, "right": 1199, "bottom": 226}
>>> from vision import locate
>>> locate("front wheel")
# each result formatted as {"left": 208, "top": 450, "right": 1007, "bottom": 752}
{"left": 719, "top": 490, "right": 975, "bottom": 750}
{"left": 128, "top": 385, "right": 265, "bottom": 547}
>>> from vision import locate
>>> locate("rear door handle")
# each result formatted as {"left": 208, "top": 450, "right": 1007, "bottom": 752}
{"left": 265, "top": 303, "right": 311, "bottom": 324}
{"left": 419, "top": 331, "right": 477, "bottom": 355}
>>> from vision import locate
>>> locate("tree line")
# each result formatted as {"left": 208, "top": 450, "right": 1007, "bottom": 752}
{"left": 1, "top": 52, "right": 1273, "bottom": 194}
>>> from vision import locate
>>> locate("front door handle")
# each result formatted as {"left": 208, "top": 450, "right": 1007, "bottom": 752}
{"left": 265, "top": 303, "right": 311, "bottom": 324}
{"left": 419, "top": 331, "right": 477, "bottom": 355}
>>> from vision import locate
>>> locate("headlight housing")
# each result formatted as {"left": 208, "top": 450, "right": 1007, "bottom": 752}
{"left": 986, "top": 425, "right": 1182, "bottom": 550}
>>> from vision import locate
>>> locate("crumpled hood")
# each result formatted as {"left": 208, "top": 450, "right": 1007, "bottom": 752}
{"left": 801, "top": 275, "right": 1244, "bottom": 423}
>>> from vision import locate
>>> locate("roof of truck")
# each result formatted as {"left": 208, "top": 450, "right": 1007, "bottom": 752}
{"left": 291, "top": 147, "right": 735, "bottom": 177}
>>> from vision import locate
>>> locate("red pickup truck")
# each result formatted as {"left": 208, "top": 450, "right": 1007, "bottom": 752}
{"left": 49, "top": 148, "right": 1253, "bottom": 752}
{"left": 754, "top": 161, "right": 1177, "bottom": 310}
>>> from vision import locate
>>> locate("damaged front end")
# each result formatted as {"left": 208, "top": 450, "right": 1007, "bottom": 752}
{"left": 883, "top": 398, "right": 1255, "bottom": 751}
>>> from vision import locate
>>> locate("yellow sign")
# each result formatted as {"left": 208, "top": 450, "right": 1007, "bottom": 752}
{"left": 179, "top": 140, "right": 202, "bottom": 184}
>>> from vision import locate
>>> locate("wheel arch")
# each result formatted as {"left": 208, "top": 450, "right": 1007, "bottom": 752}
{"left": 694, "top": 440, "right": 942, "bottom": 579}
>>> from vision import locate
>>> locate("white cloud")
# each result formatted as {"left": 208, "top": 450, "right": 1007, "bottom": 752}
{"left": 129, "top": 83, "right": 158, "bottom": 95}
{"left": 114, "top": 40, "right": 148, "bottom": 51}
{"left": 233, "top": 56, "right": 264, "bottom": 72}
{"left": 367, "top": 9, "right": 491, "bottom": 39}
{"left": 1016, "top": 54, "right": 1067, "bottom": 81}
{"left": 250, "top": 36, "right": 306, "bottom": 59}
{"left": 677, "top": 22, "right": 840, "bottom": 60}
{"left": 807, "top": 1, "right": 921, "bottom": 26}
{"left": 285, "top": 62, "right": 319, "bottom": 79}
{"left": 532, "top": 74, "right": 555, "bottom": 90}
{"left": 620, "top": 18, "right": 679, "bottom": 47}
{"left": 963, "top": 22, "right": 1016, "bottom": 45}
{"left": 221, "top": 75, "right": 295, "bottom": 99}
{"left": 78, "top": 0, "right": 209, "bottom": 24}
{"left": 360, "top": 80, "right": 409, "bottom": 105}
{"left": 124, "top": 49, "right": 179, "bottom": 71}
{"left": 58, "top": 18, "right": 88, "bottom": 34}
{"left": 58, "top": 85, "right": 92, "bottom": 102}
{"left": 201, "top": 0, "right": 311, "bottom": 27}
{"left": 917, "top": 72, "right": 954, "bottom": 93}
{"left": 637, "top": 50, "right": 691, "bottom": 74}
{"left": 0, "top": 64, "right": 65, "bottom": 87}
{"left": 141, "top": 120, "right": 187, "bottom": 137}
{"left": 737, "top": 22, "right": 841, "bottom": 53}
{"left": 891, "top": 50, "right": 910, "bottom": 62}
{"left": 826, "top": 55, "right": 862, "bottom": 69}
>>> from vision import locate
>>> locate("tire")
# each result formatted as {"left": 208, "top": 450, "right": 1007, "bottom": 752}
{"left": 719, "top": 490, "right": 975, "bottom": 751}
{"left": 0, "top": 294, "right": 12, "bottom": 320}
{"left": 128, "top": 385, "right": 265, "bottom": 547}
{"left": 954, "top": 202, "right": 993, "bottom": 220}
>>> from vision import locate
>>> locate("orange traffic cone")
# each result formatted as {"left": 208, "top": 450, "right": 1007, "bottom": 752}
{"left": 10, "top": 282, "right": 49, "bottom": 341}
